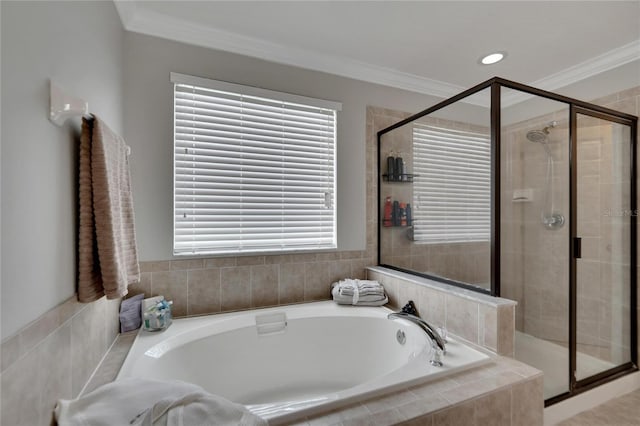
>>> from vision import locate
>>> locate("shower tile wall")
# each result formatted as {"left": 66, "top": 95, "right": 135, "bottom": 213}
{"left": 576, "top": 117, "right": 631, "bottom": 363}
{"left": 501, "top": 111, "right": 570, "bottom": 343}
{"left": 379, "top": 115, "right": 491, "bottom": 286}
{"left": 502, "top": 85, "right": 640, "bottom": 365}
{"left": 589, "top": 87, "right": 640, "bottom": 364}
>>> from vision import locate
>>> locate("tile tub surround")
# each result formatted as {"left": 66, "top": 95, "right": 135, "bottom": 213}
{"left": 367, "top": 266, "right": 516, "bottom": 357}
{"left": 88, "top": 318, "right": 542, "bottom": 426}
{"left": 0, "top": 295, "right": 121, "bottom": 426}
{"left": 131, "top": 252, "right": 375, "bottom": 318}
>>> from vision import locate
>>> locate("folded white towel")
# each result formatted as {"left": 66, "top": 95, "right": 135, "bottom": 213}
{"left": 332, "top": 292, "right": 388, "bottom": 306}
{"left": 340, "top": 288, "right": 385, "bottom": 297}
{"left": 333, "top": 279, "right": 383, "bottom": 290}
{"left": 331, "top": 279, "right": 387, "bottom": 306}
{"left": 54, "top": 378, "right": 266, "bottom": 426}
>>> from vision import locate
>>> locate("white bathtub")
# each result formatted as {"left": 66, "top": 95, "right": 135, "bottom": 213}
{"left": 117, "top": 301, "right": 490, "bottom": 423}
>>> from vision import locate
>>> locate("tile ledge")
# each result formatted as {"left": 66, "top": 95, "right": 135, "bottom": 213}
{"left": 367, "top": 266, "right": 517, "bottom": 308}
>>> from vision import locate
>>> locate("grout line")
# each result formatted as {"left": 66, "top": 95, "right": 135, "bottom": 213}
{"left": 77, "top": 331, "right": 122, "bottom": 398}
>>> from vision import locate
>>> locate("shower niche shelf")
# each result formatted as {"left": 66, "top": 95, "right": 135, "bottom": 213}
{"left": 382, "top": 174, "right": 417, "bottom": 183}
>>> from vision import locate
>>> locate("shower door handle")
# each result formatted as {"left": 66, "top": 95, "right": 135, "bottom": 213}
{"left": 573, "top": 237, "right": 582, "bottom": 259}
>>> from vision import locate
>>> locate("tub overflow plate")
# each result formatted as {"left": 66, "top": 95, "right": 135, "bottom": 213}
{"left": 396, "top": 329, "right": 406, "bottom": 345}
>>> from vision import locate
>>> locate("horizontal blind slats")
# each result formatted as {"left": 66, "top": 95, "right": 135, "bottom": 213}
{"left": 413, "top": 124, "right": 490, "bottom": 244}
{"left": 173, "top": 79, "right": 337, "bottom": 254}
{"left": 174, "top": 131, "right": 333, "bottom": 152}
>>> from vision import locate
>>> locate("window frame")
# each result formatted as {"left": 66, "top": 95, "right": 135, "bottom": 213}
{"left": 171, "top": 72, "right": 341, "bottom": 256}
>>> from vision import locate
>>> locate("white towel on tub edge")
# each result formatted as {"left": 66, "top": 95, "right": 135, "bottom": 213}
{"left": 54, "top": 378, "right": 266, "bottom": 426}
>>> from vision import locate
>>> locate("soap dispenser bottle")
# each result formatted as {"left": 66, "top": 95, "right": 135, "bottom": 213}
{"left": 383, "top": 197, "right": 393, "bottom": 227}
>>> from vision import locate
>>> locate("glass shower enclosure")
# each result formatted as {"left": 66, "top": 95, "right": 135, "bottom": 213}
{"left": 377, "top": 77, "right": 637, "bottom": 404}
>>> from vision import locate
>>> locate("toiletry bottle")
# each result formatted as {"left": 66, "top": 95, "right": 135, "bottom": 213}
{"left": 386, "top": 156, "right": 395, "bottom": 181}
{"left": 383, "top": 197, "right": 393, "bottom": 227}
{"left": 400, "top": 203, "right": 407, "bottom": 226}
{"left": 395, "top": 157, "right": 404, "bottom": 181}
{"left": 393, "top": 201, "right": 400, "bottom": 226}
{"left": 406, "top": 203, "right": 412, "bottom": 226}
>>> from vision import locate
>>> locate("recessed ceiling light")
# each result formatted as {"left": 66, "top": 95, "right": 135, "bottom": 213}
{"left": 480, "top": 52, "right": 506, "bottom": 65}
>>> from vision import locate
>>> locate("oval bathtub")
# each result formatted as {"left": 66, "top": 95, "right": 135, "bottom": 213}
{"left": 117, "top": 301, "right": 490, "bottom": 423}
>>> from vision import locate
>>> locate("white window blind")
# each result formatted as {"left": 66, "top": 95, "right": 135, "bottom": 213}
{"left": 172, "top": 73, "right": 340, "bottom": 255}
{"left": 412, "top": 124, "right": 491, "bottom": 243}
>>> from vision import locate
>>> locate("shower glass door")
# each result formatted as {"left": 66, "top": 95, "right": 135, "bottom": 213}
{"left": 500, "top": 87, "right": 571, "bottom": 400}
{"left": 574, "top": 109, "right": 634, "bottom": 384}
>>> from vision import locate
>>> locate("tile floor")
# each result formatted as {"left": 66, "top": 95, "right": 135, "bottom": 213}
{"left": 558, "top": 389, "right": 640, "bottom": 426}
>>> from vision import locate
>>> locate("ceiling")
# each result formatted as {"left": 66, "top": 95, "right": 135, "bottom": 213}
{"left": 115, "top": 1, "right": 640, "bottom": 101}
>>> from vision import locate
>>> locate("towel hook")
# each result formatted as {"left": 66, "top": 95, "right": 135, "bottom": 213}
{"left": 49, "top": 80, "right": 89, "bottom": 126}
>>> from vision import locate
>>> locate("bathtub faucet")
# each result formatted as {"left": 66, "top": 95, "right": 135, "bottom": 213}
{"left": 387, "top": 311, "right": 446, "bottom": 366}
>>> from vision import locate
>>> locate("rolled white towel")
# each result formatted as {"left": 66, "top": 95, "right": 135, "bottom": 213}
{"left": 332, "top": 279, "right": 384, "bottom": 290}
{"left": 334, "top": 279, "right": 385, "bottom": 297}
{"left": 340, "top": 288, "right": 385, "bottom": 297}
{"left": 331, "top": 279, "right": 387, "bottom": 306}
{"left": 333, "top": 293, "right": 388, "bottom": 306}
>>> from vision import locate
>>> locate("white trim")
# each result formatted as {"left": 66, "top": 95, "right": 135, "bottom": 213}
{"left": 116, "top": 2, "right": 640, "bottom": 106}
{"left": 533, "top": 39, "right": 640, "bottom": 94}
{"left": 114, "top": 2, "right": 469, "bottom": 102}
{"left": 170, "top": 72, "right": 342, "bottom": 111}
{"left": 503, "top": 39, "right": 640, "bottom": 107}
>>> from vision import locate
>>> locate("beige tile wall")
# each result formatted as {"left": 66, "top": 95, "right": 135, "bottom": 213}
{"left": 592, "top": 86, "right": 640, "bottom": 364}
{"left": 501, "top": 105, "right": 571, "bottom": 340}
{"left": 367, "top": 266, "right": 516, "bottom": 356}
{"left": 132, "top": 252, "right": 374, "bottom": 316}
{"left": 500, "top": 86, "right": 640, "bottom": 365}
{"left": 0, "top": 296, "right": 121, "bottom": 425}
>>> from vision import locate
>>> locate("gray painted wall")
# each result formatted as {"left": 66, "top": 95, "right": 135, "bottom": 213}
{"left": 123, "top": 32, "right": 439, "bottom": 261}
{"left": 1, "top": 1, "right": 124, "bottom": 339}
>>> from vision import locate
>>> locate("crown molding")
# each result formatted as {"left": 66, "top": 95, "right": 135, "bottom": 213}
{"left": 502, "top": 39, "right": 640, "bottom": 107}
{"left": 115, "top": 2, "right": 640, "bottom": 108}
{"left": 114, "top": 1, "right": 472, "bottom": 101}
{"left": 532, "top": 39, "right": 640, "bottom": 93}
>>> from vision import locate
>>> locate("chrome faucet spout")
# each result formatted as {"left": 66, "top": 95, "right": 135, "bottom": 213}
{"left": 387, "top": 312, "right": 446, "bottom": 353}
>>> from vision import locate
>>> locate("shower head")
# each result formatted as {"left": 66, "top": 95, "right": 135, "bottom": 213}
{"left": 526, "top": 121, "right": 558, "bottom": 143}
{"left": 526, "top": 129, "right": 549, "bottom": 143}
